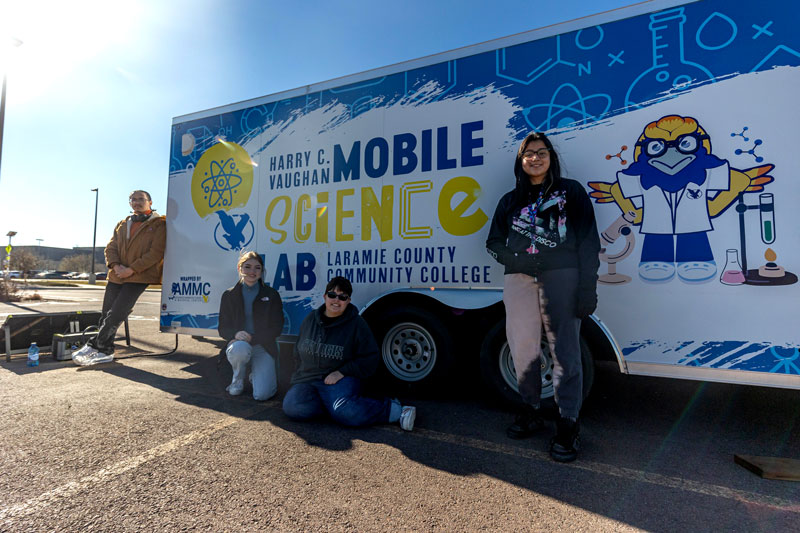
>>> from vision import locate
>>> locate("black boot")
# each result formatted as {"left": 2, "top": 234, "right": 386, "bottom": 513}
{"left": 506, "top": 407, "right": 544, "bottom": 439}
{"left": 549, "top": 417, "right": 580, "bottom": 462}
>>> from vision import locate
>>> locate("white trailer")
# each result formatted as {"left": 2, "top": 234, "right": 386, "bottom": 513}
{"left": 162, "top": 0, "right": 800, "bottom": 404}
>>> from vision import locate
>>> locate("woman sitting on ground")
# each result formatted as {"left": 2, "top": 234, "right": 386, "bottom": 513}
{"left": 282, "top": 276, "right": 416, "bottom": 431}
{"left": 218, "top": 251, "right": 284, "bottom": 400}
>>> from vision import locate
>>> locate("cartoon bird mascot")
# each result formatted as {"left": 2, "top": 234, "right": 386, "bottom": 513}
{"left": 588, "top": 115, "right": 773, "bottom": 283}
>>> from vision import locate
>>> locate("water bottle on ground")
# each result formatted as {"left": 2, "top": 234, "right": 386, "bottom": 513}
{"left": 27, "top": 342, "right": 40, "bottom": 367}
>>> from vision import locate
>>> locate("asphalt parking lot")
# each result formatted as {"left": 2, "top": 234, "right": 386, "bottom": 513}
{"left": 1, "top": 285, "right": 798, "bottom": 531}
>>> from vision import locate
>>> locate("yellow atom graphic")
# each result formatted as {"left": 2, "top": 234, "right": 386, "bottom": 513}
{"left": 191, "top": 141, "right": 254, "bottom": 218}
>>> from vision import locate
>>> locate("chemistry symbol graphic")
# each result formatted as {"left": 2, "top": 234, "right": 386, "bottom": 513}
{"left": 588, "top": 114, "right": 778, "bottom": 284}
{"left": 190, "top": 141, "right": 256, "bottom": 251}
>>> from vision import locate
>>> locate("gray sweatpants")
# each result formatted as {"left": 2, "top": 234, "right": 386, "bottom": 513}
{"left": 503, "top": 270, "right": 583, "bottom": 419}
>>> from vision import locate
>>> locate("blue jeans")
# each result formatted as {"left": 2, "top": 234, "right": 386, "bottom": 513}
{"left": 282, "top": 376, "right": 400, "bottom": 427}
{"left": 226, "top": 340, "right": 278, "bottom": 400}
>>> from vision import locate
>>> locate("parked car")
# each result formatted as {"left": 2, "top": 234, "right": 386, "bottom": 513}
{"left": 73, "top": 272, "right": 91, "bottom": 280}
{"left": 1, "top": 270, "right": 22, "bottom": 279}
{"left": 35, "top": 271, "right": 71, "bottom": 279}
{"left": 94, "top": 272, "right": 108, "bottom": 280}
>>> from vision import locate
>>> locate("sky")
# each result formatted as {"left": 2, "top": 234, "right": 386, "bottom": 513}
{"left": 0, "top": 0, "right": 634, "bottom": 250}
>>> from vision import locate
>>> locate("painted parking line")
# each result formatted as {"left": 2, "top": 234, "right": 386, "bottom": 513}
{"left": 1, "top": 402, "right": 795, "bottom": 525}
{"left": 0, "top": 403, "right": 273, "bottom": 523}
{"left": 382, "top": 425, "right": 799, "bottom": 512}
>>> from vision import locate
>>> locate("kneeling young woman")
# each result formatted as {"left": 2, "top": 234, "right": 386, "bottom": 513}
{"left": 218, "top": 251, "right": 284, "bottom": 401}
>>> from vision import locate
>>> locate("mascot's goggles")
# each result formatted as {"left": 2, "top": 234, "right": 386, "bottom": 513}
{"left": 638, "top": 133, "right": 708, "bottom": 157}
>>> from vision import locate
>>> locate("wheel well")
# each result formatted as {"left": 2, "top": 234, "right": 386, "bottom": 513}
{"left": 361, "top": 292, "right": 462, "bottom": 327}
{"left": 361, "top": 292, "right": 618, "bottom": 364}
{"left": 580, "top": 317, "right": 618, "bottom": 362}
{"left": 361, "top": 293, "right": 502, "bottom": 365}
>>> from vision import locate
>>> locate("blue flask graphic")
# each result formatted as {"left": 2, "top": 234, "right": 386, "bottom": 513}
{"left": 625, "top": 7, "right": 714, "bottom": 108}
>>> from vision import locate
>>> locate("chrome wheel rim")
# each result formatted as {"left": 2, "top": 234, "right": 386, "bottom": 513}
{"left": 382, "top": 322, "right": 437, "bottom": 381}
{"left": 498, "top": 340, "right": 555, "bottom": 399}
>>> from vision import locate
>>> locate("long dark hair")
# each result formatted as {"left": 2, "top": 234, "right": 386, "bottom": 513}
{"left": 512, "top": 132, "right": 562, "bottom": 206}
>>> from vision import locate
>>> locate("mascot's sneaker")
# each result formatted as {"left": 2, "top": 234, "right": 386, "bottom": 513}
{"left": 677, "top": 261, "right": 717, "bottom": 283}
{"left": 638, "top": 261, "right": 675, "bottom": 283}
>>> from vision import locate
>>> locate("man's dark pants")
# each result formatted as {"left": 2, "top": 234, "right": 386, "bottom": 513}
{"left": 89, "top": 281, "right": 148, "bottom": 354}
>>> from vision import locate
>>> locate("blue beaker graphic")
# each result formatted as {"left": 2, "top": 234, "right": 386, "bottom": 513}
{"left": 625, "top": 7, "right": 715, "bottom": 107}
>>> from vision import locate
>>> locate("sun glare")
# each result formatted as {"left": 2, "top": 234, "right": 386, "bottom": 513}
{"left": 0, "top": 0, "right": 142, "bottom": 105}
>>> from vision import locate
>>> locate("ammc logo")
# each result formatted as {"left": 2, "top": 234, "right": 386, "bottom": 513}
{"left": 191, "top": 141, "right": 256, "bottom": 251}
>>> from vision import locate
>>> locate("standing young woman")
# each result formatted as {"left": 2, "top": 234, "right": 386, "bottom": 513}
{"left": 218, "top": 251, "right": 284, "bottom": 401}
{"left": 486, "top": 132, "right": 600, "bottom": 462}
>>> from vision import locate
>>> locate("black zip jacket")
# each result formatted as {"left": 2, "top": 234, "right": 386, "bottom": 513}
{"left": 486, "top": 175, "right": 601, "bottom": 306}
{"left": 218, "top": 281, "right": 284, "bottom": 356}
{"left": 290, "top": 303, "right": 379, "bottom": 384}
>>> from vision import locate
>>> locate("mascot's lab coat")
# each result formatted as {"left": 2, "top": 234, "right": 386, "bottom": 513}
{"left": 617, "top": 162, "right": 730, "bottom": 234}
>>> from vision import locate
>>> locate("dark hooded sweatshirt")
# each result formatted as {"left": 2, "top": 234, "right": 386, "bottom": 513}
{"left": 486, "top": 174, "right": 601, "bottom": 298}
{"left": 290, "top": 303, "right": 379, "bottom": 385}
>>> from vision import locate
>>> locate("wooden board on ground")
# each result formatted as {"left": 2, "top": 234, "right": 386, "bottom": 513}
{"left": 734, "top": 454, "right": 800, "bottom": 481}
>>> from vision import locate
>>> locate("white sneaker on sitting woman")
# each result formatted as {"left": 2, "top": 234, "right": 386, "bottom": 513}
{"left": 399, "top": 406, "right": 416, "bottom": 431}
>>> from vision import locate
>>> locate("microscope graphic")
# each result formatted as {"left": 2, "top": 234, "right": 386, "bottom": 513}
{"left": 720, "top": 192, "right": 797, "bottom": 286}
{"left": 598, "top": 211, "right": 637, "bottom": 285}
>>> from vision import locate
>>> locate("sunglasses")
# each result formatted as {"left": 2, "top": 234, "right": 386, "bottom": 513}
{"left": 325, "top": 291, "right": 350, "bottom": 301}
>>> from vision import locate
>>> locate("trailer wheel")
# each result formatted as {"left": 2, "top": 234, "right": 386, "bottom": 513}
{"left": 479, "top": 319, "right": 594, "bottom": 408}
{"left": 374, "top": 308, "right": 451, "bottom": 385}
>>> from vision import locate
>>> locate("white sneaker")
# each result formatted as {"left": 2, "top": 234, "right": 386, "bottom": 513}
{"left": 71, "top": 344, "right": 96, "bottom": 363}
{"left": 399, "top": 406, "right": 416, "bottom": 431}
{"left": 226, "top": 380, "right": 244, "bottom": 396}
{"left": 72, "top": 345, "right": 98, "bottom": 365}
{"left": 76, "top": 350, "right": 114, "bottom": 366}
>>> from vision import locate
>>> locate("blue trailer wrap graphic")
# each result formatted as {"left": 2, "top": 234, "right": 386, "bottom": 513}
{"left": 162, "top": 0, "right": 800, "bottom": 384}
{"left": 169, "top": 1, "right": 800, "bottom": 175}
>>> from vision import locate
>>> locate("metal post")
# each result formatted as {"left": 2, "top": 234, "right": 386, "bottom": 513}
{"left": 89, "top": 188, "right": 99, "bottom": 284}
{"left": 5, "top": 231, "right": 16, "bottom": 277}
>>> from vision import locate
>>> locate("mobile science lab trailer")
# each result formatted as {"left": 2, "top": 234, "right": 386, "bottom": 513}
{"left": 161, "top": 0, "right": 800, "bottom": 405}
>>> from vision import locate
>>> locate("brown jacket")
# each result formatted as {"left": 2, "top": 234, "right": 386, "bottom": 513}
{"left": 105, "top": 212, "right": 167, "bottom": 285}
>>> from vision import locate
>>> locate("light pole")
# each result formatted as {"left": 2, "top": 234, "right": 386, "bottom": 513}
{"left": 5, "top": 230, "right": 16, "bottom": 276}
{"left": 89, "top": 188, "right": 99, "bottom": 284}
{"left": 0, "top": 37, "right": 23, "bottom": 186}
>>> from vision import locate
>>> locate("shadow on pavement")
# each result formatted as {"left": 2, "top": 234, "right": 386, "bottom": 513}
{"left": 63, "top": 343, "right": 800, "bottom": 532}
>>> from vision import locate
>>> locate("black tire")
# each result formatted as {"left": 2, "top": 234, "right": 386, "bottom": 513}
{"left": 371, "top": 307, "right": 453, "bottom": 386}
{"left": 479, "top": 319, "right": 594, "bottom": 409}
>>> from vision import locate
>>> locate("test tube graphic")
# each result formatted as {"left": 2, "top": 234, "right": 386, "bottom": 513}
{"left": 759, "top": 193, "right": 775, "bottom": 244}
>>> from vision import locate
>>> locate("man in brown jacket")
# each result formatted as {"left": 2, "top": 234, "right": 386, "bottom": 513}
{"left": 73, "top": 190, "right": 167, "bottom": 366}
